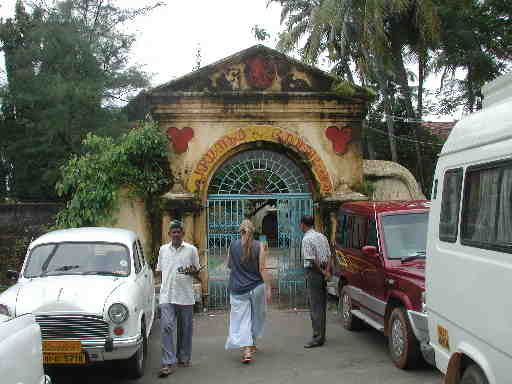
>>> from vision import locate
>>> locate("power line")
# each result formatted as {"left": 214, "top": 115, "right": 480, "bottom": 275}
{"left": 382, "top": 114, "right": 424, "bottom": 123}
{"left": 380, "top": 113, "right": 456, "bottom": 124}
{"left": 365, "top": 125, "right": 445, "bottom": 147}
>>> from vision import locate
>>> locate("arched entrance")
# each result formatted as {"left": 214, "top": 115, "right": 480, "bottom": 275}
{"left": 207, "top": 149, "right": 313, "bottom": 308}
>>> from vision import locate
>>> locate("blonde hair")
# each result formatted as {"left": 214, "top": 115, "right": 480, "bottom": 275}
{"left": 239, "top": 219, "right": 256, "bottom": 264}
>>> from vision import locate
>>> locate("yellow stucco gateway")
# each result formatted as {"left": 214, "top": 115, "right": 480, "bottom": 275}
{"left": 123, "top": 45, "right": 379, "bottom": 308}
{"left": 188, "top": 125, "right": 333, "bottom": 195}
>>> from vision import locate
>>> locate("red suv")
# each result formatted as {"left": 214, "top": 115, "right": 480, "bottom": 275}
{"left": 334, "top": 200, "right": 433, "bottom": 369}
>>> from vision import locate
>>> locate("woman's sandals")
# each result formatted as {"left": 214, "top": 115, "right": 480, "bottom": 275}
{"left": 241, "top": 347, "right": 253, "bottom": 364}
{"left": 241, "top": 346, "right": 258, "bottom": 364}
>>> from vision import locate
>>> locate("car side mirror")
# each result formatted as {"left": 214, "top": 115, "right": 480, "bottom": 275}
{"left": 6, "top": 270, "right": 19, "bottom": 280}
{"left": 362, "top": 246, "right": 379, "bottom": 258}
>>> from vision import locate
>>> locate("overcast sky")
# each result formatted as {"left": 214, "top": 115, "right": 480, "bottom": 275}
{"left": 0, "top": 1, "right": 458, "bottom": 120}
{"left": 0, "top": 0, "right": 286, "bottom": 87}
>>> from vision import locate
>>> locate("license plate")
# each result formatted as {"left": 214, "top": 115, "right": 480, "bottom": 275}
{"left": 43, "top": 340, "right": 82, "bottom": 353}
{"left": 43, "top": 352, "right": 87, "bottom": 365}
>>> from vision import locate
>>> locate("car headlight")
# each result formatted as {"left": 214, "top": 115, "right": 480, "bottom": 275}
{"left": 0, "top": 304, "right": 11, "bottom": 317}
{"left": 108, "top": 303, "right": 129, "bottom": 324}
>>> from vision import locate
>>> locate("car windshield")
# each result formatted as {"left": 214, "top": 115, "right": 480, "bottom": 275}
{"left": 23, "top": 242, "right": 131, "bottom": 278}
{"left": 381, "top": 212, "right": 429, "bottom": 261}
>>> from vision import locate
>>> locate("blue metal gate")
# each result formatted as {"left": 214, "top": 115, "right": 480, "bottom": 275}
{"left": 206, "top": 149, "right": 314, "bottom": 309}
{"left": 207, "top": 193, "right": 313, "bottom": 309}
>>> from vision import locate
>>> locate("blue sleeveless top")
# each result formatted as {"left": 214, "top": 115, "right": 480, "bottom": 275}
{"left": 228, "top": 239, "right": 263, "bottom": 295}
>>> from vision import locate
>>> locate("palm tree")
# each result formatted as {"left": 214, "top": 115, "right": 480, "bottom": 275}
{"left": 272, "top": 0, "right": 399, "bottom": 161}
{"left": 270, "top": 0, "right": 440, "bottom": 190}
{"left": 433, "top": 0, "right": 507, "bottom": 114}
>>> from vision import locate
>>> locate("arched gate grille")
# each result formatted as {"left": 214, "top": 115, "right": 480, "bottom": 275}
{"left": 208, "top": 150, "right": 310, "bottom": 194}
{"left": 207, "top": 150, "right": 313, "bottom": 309}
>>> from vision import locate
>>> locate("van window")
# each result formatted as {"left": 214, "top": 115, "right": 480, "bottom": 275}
{"left": 439, "top": 169, "right": 463, "bottom": 242}
{"left": 461, "top": 161, "right": 512, "bottom": 253}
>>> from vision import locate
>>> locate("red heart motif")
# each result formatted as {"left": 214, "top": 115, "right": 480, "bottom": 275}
{"left": 167, "top": 127, "right": 194, "bottom": 154}
{"left": 325, "top": 126, "right": 352, "bottom": 155}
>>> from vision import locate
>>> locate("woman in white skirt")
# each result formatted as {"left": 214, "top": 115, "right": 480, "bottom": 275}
{"left": 225, "top": 219, "right": 271, "bottom": 363}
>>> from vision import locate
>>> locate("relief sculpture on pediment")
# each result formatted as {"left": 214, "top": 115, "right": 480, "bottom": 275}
{"left": 211, "top": 64, "right": 244, "bottom": 91}
{"left": 206, "top": 55, "right": 313, "bottom": 92}
{"left": 153, "top": 46, "right": 342, "bottom": 93}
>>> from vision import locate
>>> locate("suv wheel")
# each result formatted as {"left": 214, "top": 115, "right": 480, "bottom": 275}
{"left": 461, "top": 365, "right": 489, "bottom": 384}
{"left": 340, "top": 286, "right": 363, "bottom": 331}
{"left": 388, "top": 307, "right": 421, "bottom": 369}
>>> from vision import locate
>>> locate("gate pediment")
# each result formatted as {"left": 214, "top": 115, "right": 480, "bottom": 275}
{"left": 152, "top": 45, "right": 338, "bottom": 93}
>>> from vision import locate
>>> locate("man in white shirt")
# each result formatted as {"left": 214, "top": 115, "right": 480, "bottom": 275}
{"left": 156, "top": 220, "right": 200, "bottom": 377}
{"left": 300, "top": 215, "right": 331, "bottom": 349}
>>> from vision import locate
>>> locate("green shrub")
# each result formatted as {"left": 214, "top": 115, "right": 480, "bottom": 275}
{"left": 55, "top": 121, "right": 172, "bottom": 229}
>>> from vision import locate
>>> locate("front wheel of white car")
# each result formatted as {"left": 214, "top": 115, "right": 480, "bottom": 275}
{"left": 122, "top": 321, "right": 147, "bottom": 379}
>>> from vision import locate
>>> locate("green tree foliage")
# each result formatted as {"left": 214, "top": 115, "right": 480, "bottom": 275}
{"left": 54, "top": 121, "right": 172, "bottom": 229}
{"left": 0, "top": 0, "right": 161, "bottom": 201}
{"left": 271, "top": 0, "right": 440, "bottom": 190}
{"left": 363, "top": 104, "right": 445, "bottom": 199}
{"left": 272, "top": 0, "right": 511, "bottom": 195}
{"left": 430, "top": 0, "right": 512, "bottom": 114}
{"left": 252, "top": 25, "right": 271, "bottom": 42}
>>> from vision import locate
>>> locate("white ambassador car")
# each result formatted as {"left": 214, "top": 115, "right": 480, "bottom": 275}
{"left": 0, "top": 313, "right": 51, "bottom": 384}
{"left": 0, "top": 227, "right": 155, "bottom": 379}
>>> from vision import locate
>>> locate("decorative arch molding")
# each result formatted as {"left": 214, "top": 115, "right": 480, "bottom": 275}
{"left": 187, "top": 125, "right": 333, "bottom": 195}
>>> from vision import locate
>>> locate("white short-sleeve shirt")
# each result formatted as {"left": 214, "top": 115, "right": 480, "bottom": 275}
{"left": 156, "top": 241, "right": 200, "bottom": 305}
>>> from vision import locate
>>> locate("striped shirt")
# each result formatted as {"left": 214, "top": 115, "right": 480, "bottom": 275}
{"left": 301, "top": 229, "right": 331, "bottom": 268}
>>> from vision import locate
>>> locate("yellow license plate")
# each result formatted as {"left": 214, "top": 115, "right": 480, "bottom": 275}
{"left": 43, "top": 352, "right": 87, "bottom": 365}
{"left": 43, "top": 340, "right": 82, "bottom": 353}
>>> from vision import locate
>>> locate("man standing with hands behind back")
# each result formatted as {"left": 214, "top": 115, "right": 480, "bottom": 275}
{"left": 300, "top": 215, "right": 331, "bottom": 348}
{"left": 156, "top": 220, "right": 201, "bottom": 377}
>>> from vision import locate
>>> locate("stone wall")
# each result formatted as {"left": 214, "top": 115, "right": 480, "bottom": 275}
{"left": 0, "top": 203, "right": 62, "bottom": 284}
{"left": 0, "top": 203, "right": 61, "bottom": 229}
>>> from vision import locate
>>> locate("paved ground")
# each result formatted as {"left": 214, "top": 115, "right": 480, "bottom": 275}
{"left": 48, "top": 307, "right": 442, "bottom": 384}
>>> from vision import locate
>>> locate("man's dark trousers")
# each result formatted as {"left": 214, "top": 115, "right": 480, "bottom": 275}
{"left": 306, "top": 267, "right": 327, "bottom": 344}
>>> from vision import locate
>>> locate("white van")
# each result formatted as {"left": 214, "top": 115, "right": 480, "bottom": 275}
{"left": 426, "top": 72, "right": 512, "bottom": 384}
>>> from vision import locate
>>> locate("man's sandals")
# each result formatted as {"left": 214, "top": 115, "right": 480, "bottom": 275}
{"left": 158, "top": 364, "right": 176, "bottom": 377}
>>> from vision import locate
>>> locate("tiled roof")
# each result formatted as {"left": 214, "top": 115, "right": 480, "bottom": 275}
{"left": 421, "top": 121, "right": 456, "bottom": 139}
